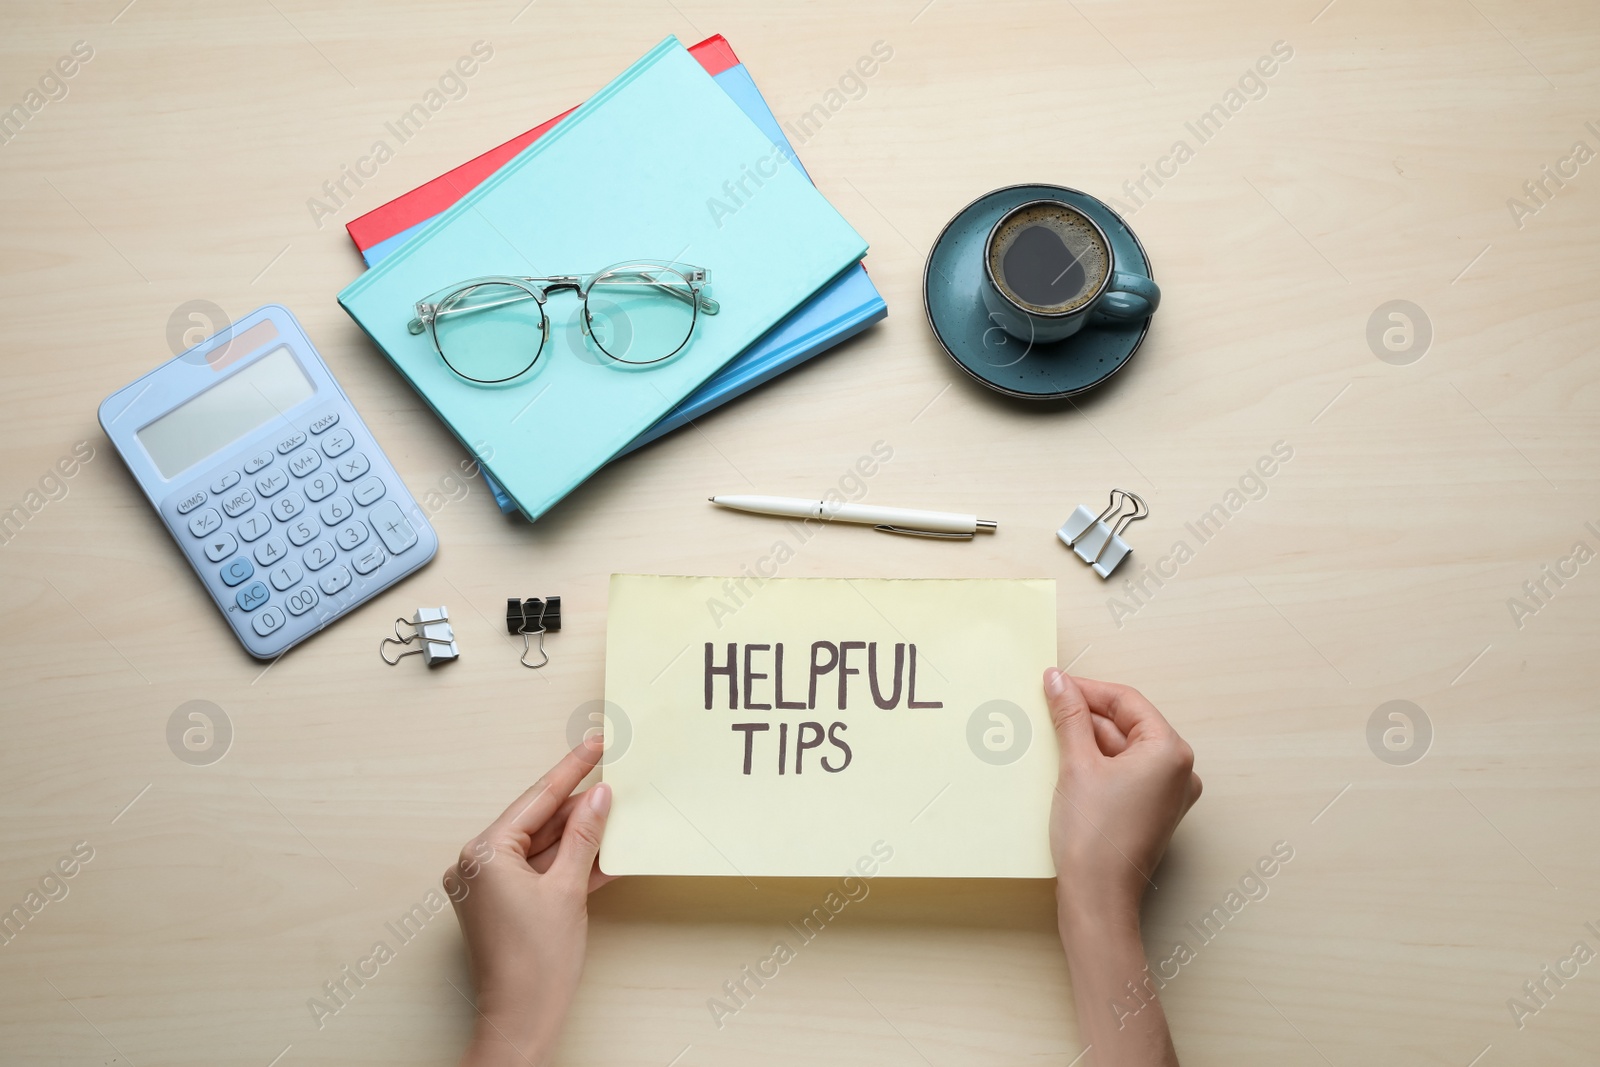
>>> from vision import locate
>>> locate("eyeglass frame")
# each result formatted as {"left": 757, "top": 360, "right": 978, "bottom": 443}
{"left": 407, "top": 260, "right": 720, "bottom": 384}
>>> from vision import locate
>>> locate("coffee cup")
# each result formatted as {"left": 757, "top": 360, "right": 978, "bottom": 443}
{"left": 979, "top": 198, "right": 1159, "bottom": 344}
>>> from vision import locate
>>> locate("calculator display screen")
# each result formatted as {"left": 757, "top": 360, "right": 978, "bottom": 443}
{"left": 138, "top": 346, "right": 315, "bottom": 478}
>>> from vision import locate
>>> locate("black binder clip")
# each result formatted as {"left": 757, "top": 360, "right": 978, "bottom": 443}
{"left": 506, "top": 596, "right": 561, "bottom": 669}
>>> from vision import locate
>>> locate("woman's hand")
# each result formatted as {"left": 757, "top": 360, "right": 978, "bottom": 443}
{"left": 1045, "top": 668, "right": 1200, "bottom": 1066}
{"left": 448, "top": 736, "right": 613, "bottom": 1067}
{"left": 1046, "top": 668, "right": 1201, "bottom": 931}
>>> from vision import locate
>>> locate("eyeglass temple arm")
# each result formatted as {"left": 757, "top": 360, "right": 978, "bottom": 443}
{"left": 408, "top": 288, "right": 542, "bottom": 334}
{"left": 597, "top": 270, "right": 720, "bottom": 315}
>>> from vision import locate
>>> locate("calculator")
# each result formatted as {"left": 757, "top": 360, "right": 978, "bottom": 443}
{"left": 99, "top": 305, "right": 438, "bottom": 659}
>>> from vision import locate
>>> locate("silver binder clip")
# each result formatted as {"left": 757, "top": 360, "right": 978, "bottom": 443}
{"left": 380, "top": 606, "right": 459, "bottom": 666}
{"left": 1058, "top": 490, "right": 1148, "bottom": 579}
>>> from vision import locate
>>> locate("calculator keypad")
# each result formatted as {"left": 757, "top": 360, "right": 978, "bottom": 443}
{"left": 220, "top": 488, "right": 255, "bottom": 518}
{"left": 270, "top": 493, "right": 305, "bottom": 522}
{"left": 334, "top": 452, "right": 369, "bottom": 482}
{"left": 237, "top": 513, "right": 271, "bottom": 542}
{"left": 188, "top": 508, "right": 221, "bottom": 537}
{"left": 255, "top": 468, "right": 288, "bottom": 497}
{"left": 165, "top": 405, "right": 433, "bottom": 658}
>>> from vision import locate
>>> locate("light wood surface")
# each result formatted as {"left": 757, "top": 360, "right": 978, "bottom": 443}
{"left": 3, "top": 2, "right": 1598, "bottom": 1064}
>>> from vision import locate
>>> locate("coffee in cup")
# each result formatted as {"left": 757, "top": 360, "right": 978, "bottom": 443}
{"left": 986, "top": 202, "right": 1111, "bottom": 314}
{"left": 979, "top": 197, "right": 1160, "bottom": 344}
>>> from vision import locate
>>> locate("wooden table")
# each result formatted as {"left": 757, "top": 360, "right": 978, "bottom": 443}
{"left": 3, "top": 2, "right": 1596, "bottom": 1064}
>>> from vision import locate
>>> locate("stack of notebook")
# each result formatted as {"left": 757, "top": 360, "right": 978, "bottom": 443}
{"left": 340, "top": 35, "right": 885, "bottom": 519}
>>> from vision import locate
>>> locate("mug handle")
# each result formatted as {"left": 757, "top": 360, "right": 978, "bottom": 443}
{"left": 1093, "top": 271, "right": 1161, "bottom": 322}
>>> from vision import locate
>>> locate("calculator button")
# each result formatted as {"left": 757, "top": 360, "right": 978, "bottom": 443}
{"left": 243, "top": 449, "right": 274, "bottom": 475}
{"left": 220, "top": 488, "right": 256, "bottom": 518}
{"left": 369, "top": 500, "right": 418, "bottom": 554}
{"left": 254, "top": 536, "right": 287, "bottom": 567}
{"left": 319, "top": 495, "right": 354, "bottom": 526}
{"left": 285, "top": 519, "right": 318, "bottom": 547}
{"left": 255, "top": 468, "right": 288, "bottom": 497}
{"left": 268, "top": 560, "right": 304, "bottom": 591}
{"left": 176, "top": 491, "right": 207, "bottom": 515}
{"left": 271, "top": 492, "right": 305, "bottom": 522}
{"left": 287, "top": 447, "right": 322, "bottom": 478}
{"left": 304, "top": 471, "right": 338, "bottom": 501}
{"left": 187, "top": 508, "right": 222, "bottom": 537}
{"left": 335, "top": 452, "right": 370, "bottom": 481}
{"left": 309, "top": 411, "right": 340, "bottom": 435}
{"left": 302, "top": 540, "right": 337, "bottom": 571}
{"left": 277, "top": 431, "right": 307, "bottom": 454}
{"left": 219, "top": 557, "right": 254, "bottom": 587}
{"left": 211, "top": 471, "right": 241, "bottom": 494}
{"left": 252, "top": 605, "right": 286, "bottom": 637}
{"left": 203, "top": 532, "right": 238, "bottom": 562}
{"left": 321, "top": 427, "right": 356, "bottom": 458}
{"left": 352, "top": 545, "right": 385, "bottom": 575}
{"left": 352, "top": 476, "right": 387, "bottom": 507}
{"left": 235, "top": 581, "right": 270, "bottom": 611}
{"left": 237, "top": 513, "right": 271, "bottom": 543}
{"left": 284, "top": 586, "right": 319, "bottom": 616}
{"left": 334, "top": 520, "right": 369, "bottom": 551}
{"left": 318, "top": 566, "right": 352, "bottom": 596}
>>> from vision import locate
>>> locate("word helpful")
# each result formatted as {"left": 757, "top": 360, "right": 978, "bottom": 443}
{"left": 707, "top": 840, "right": 893, "bottom": 1029}
{"left": 1505, "top": 921, "right": 1599, "bottom": 1030}
{"left": 0, "top": 841, "right": 94, "bottom": 947}
{"left": 707, "top": 640, "right": 941, "bottom": 776}
{"left": 1507, "top": 524, "right": 1598, "bottom": 630}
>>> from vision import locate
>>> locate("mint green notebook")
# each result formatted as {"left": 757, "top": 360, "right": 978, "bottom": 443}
{"left": 338, "top": 36, "right": 867, "bottom": 520}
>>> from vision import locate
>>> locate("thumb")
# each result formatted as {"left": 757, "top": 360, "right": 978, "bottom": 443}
{"left": 551, "top": 782, "right": 611, "bottom": 888}
{"left": 1044, "top": 668, "right": 1096, "bottom": 761}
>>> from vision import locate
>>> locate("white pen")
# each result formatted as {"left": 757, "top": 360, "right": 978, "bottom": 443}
{"left": 710, "top": 494, "right": 997, "bottom": 540}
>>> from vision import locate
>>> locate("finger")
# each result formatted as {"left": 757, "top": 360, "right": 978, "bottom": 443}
{"left": 484, "top": 735, "right": 603, "bottom": 846}
{"left": 1044, "top": 668, "right": 1097, "bottom": 760}
{"left": 550, "top": 782, "right": 612, "bottom": 887}
{"left": 1185, "top": 772, "right": 1204, "bottom": 813}
{"left": 1070, "top": 676, "right": 1177, "bottom": 743}
{"left": 1091, "top": 711, "right": 1129, "bottom": 756}
{"left": 524, "top": 790, "right": 588, "bottom": 859}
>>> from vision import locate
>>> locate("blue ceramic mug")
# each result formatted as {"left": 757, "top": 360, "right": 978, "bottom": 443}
{"left": 979, "top": 198, "right": 1160, "bottom": 344}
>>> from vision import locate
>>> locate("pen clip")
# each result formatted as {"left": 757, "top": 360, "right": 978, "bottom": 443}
{"left": 873, "top": 524, "right": 975, "bottom": 540}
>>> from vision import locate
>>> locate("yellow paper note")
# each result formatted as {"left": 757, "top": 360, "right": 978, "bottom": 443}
{"left": 601, "top": 575, "right": 1058, "bottom": 877}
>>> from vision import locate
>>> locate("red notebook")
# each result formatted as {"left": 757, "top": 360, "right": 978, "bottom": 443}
{"left": 346, "top": 35, "right": 740, "bottom": 253}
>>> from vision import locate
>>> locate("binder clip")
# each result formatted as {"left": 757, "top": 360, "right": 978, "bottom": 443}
{"left": 380, "top": 606, "right": 459, "bottom": 666}
{"left": 1058, "top": 490, "right": 1148, "bottom": 579}
{"left": 506, "top": 596, "right": 561, "bottom": 669}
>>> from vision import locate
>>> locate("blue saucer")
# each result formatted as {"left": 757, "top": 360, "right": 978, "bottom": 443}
{"left": 923, "top": 184, "right": 1153, "bottom": 399}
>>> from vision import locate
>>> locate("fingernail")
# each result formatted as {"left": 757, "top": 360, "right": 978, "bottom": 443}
{"left": 584, "top": 731, "right": 603, "bottom": 749}
{"left": 1044, "top": 667, "right": 1065, "bottom": 696}
{"left": 589, "top": 782, "right": 611, "bottom": 814}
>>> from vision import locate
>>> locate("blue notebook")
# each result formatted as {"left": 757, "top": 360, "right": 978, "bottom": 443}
{"left": 338, "top": 36, "right": 869, "bottom": 522}
{"left": 361, "top": 53, "right": 886, "bottom": 514}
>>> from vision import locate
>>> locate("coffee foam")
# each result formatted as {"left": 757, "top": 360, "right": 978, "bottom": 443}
{"left": 987, "top": 203, "right": 1110, "bottom": 313}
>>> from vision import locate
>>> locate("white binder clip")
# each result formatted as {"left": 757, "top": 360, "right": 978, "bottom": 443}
{"left": 380, "top": 606, "right": 459, "bottom": 666}
{"left": 1058, "top": 490, "right": 1148, "bottom": 579}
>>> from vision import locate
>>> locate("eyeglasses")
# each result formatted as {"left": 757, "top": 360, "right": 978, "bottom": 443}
{"left": 407, "top": 261, "right": 720, "bottom": 384}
